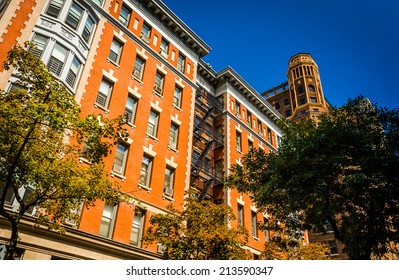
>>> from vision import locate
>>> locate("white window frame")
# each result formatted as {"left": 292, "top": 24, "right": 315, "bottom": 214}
{"left": 112, "top": 143, "right": 128, "bottom": 175}
{"left": 65, "top": 1, "right": 84, "bottom": 31}
{"left": 130, "top": 208, "right": 145, "bottom": 246}
{"left": 45, "top": 0, "right": 65, "bottom": 19}
{"left": 119, "top": 4, "right": 131, "bottom": 27}
{"left": 95, "top": 78, "right": 113, "bottom": 109}
{"left": 237, "top": 204, "right": 244, "bottom": 227}
{"left": 99, "top": 204, "right": 117, "bottom": 238}
{"left": 108, "top": 38, "right": 123, "bottom": 64}
{"left": 163, "top": 166, "right": 175, "bottom": 197}
{"left": 168, "top": 122, "right": 179, "bottom": 149}
{"left": 177, "top": 53, "right": 185, "bottom": 73}
{"left": 153, "top": 71, "right": 164, "bottom": 95}
{"left": 147, "top": 110, "right": 159, "bottom": 137}
{"left": 124, "top": 94, "right": 138, "bottom": 125}
{"left": 139, "top": 154, "right": 153, "bottom": 188}
{"left": 173, "top": 86, "right": 182, "bottom": 108}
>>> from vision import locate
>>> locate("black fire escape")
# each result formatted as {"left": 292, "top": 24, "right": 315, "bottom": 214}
{"left": 191, "top": 87, "right": 224, "bottom": 201}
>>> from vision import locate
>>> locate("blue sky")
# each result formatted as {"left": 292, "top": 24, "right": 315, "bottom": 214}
{"left": 161, "top": 0, "right": 399, "bottom": 109}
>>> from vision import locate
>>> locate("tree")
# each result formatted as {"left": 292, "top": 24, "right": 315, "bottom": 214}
{"left": 226, "top": 97, "right": 399, "bottom": 259}
{"left": 142, "top": 192, "right": 250, "bottom": 260}
{"left": 260, "top": 214, "right": 330, "bottom": 260}
{"left": 0, "top": 44, "right": 127, "bottom": 259}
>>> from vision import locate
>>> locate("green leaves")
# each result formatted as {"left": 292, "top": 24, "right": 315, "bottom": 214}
{"left": 0, "top": 44, "right": 127, "bottom": 259}
{"left": 143, "top": 192, "right": 249, "bottom": 260}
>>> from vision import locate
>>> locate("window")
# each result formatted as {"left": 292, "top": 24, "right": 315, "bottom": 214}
{"left": 48, "top": 43, "right": 68, "bottom": 77}
{"left": 96, "top": 79, "right": 113, "bottom": 108}
{"left": 308, "top": 84, "right": 315, "bottom": 92}
{"left": 130, "top": 208, "right": 145, "bottom": 246}
{"left": 169, "top": 123, "right": 179, "bottom": 149}
{"left": 160, "top": 38, "right": 169, "bottom": 58}
{"left": 235, "top": 101, "right": 240, "bottom": 117}
{"left": 153, "top": 72, "right": 164, "bottom": 95}
{"left": 267, "top": 128, "right": 272, "bottom": 143}
{"left": 177, "top": 53, "right": 185, "bottom": 73}
{"left": 147, "top": 110, "right": 159, "bottom": 137}
{"left": 99, "top": 204, "right": 116, "bottom": 238}
{"left": 236, "top": 131, "right": 242, "bottom": 152}
{"left": 0, "top": 183, "right": 15, "bottom": 207}
{"left": 285, "top": 110, "right": 292, "bottom": 117}
{"left": 257, "top": 121, "right": 262, "bottom": 135}
{"left": 112, "top": 144, "right": 128, "bottom": 175}
{"left": 119, "top": 5, "right": 131, "bottom": 27}
{"left": 275, "top": 102, "right": 280, "bottom": 110}
{"left": 264, "top": 218, "right": 270, "bottom": 241}
{"left": 246, "top": 111, "right": 252, "bottom": 127}
{"left": 297, "top": 86, "right": 304, "bottom": 95}
{"left": 82, "top": 15, "right": 95, "bottom": 44}
{"left": 141, "top": 22, "right": 151, "bottom": 44}
{"left": 248, "top": 140, "right": 253, "bottom": 152}
{"left": 328, "top": 240, "right": 339, "bottom": 255}
{"left": 45, "top": 0, "right": 64, "bottom": 18}
{"left": 66, "top": 56, "right": 81, "bottom": 88}
{"left": 284, "top": 98, "right": 290, "bottom": 106}
{"left": 139, "top": 155, "right": 153, "bottom": 187}
{"left": 92, "top": 0, "right": 103, "bottom": 6}
{"left": 299, "top": 98, "right": 306, "bottom": 105}
{"left": 30, "top": 33, "right": 49, "bottom": 58}
{"left": 237, "top": 204, "right": 244, "bottom": 226}
{"left": 310, "top": 97, "right": 317, "bottom": 103}
{"left": 251, "top": 211, "right": 258, "bottom": 238}
{"left": 108, "top": 38, "right": 123, "bottom": 64}
{"left": 326, "top": 221, "right": 334, "bottom": 232}
{"left": 173, "top": 86, "right": 182, "bottom": 108}
{"left": 65, "top": 1, "right": 83, "bottom": 30}
{"left": 163, "top": 167, "right": 175, "bottom": 197}
{"left": 124, "top": 95, "right": 138, "bottom": 124}
{"left": 133, "top": 56, "right": 145, "bottom": 80}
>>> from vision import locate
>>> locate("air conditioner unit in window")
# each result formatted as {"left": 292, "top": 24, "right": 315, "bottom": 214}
{"left": 160, "top": 49, "right": 168, "bottom": 59}
{"left": 139, "top": 174, "right": 146, "bottom": 185}
{"left": 153, "top": 85, "right": 162, "bottom": 94}
{"left": 133, "top": 69, "right": 141, "bottom": 79}
{"left": 140, "top": 33, "right": 150, "bottom": 44}
{"left": 157, "top": 243, "right": 166, "bottom": 253}
{"left": 112, "top": 164, "right": 123, "bottom": 174}
{"left": 164, "top": 187, "right": 173, "bottom": 197}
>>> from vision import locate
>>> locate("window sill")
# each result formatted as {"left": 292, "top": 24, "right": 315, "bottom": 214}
{"left": 252, "top": 236, "right": 260, "bottom": 242}
{"left": 138, "top": 183, "right": 151, "bottom": 193}
{"left": 162, "top": 194, "right": 174, "bottom": 202}
{"left": 106, "top": 58, "right": 121, "bottom": 69}
{"left": 153, "top": 90, "right": 164, "bottom": 99}
{"left": 236, "top": 149, "right": 243, "bottom": 154}
{"left": 111, "top": 171, "right": 126, "bottom": 182}
{"left": 172, "top": 104, "right": 182, "bottom": 112}
{"left": 146, "top": 133, "right": 158, "bottom": 143}
{"left": 124, "top": 121, "right": 136, "bottom": 130}
{"left": 78, "top": 157, "right": 92, "bottom": 165}
{"left": 167, "top": 145, "right": 179, "bottom": 154}
{"left": 94, "top": 103, "right": 109, "bottom": 114}
{"left": 131, "top": 75, "right": 144, "bottom": 86}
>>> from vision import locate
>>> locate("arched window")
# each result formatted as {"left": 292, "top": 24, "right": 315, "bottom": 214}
{"left": 275, "top": 102, "right": 280, "bottom": 110}
{"left": 308, "top": 84, "right": 315, "bottom": 92}
{"left": 297, "top": 86, "right": 304, "bottom": 95}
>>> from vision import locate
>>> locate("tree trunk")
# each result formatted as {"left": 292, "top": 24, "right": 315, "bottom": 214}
{"left": 4, "top": 217, "right": 19, "bottom": 260}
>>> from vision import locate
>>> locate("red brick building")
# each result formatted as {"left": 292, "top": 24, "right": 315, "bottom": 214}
{"left": 0, "top": 0, "right": 283, "bottom": 259}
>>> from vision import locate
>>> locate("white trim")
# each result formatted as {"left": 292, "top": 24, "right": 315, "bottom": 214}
{"left": 102, "top": 69, "right": 118, "bottom": 83}
{"left": 143, "top": 144, "right": 157, "bottom": 158}
{"left": 127, "top": 86, "right": 142, "bottom": 99}
{"left": 136, "top": 48, "right": 149, "bottom": 60}
{"left": 113, "top": 30, "right": 127, "bottom": 43}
